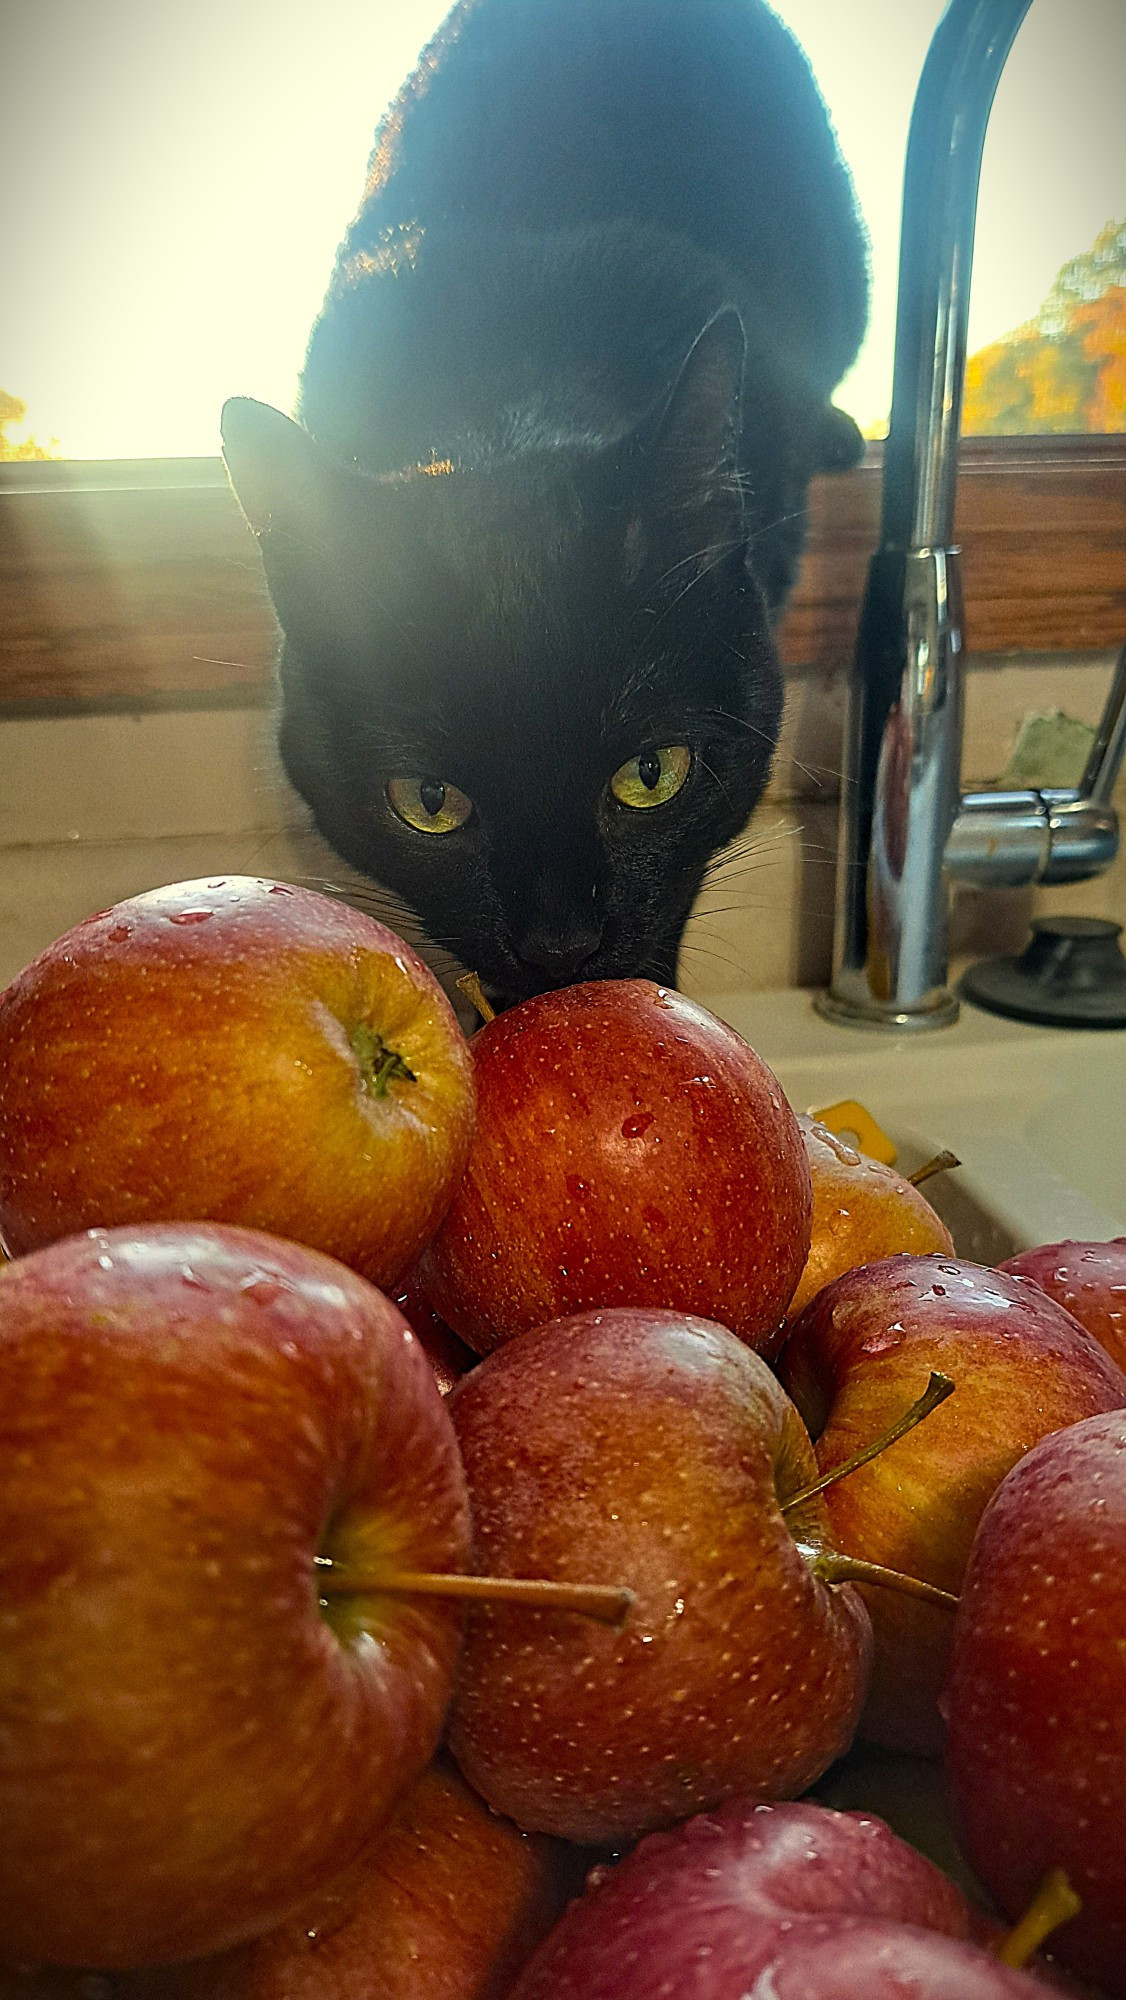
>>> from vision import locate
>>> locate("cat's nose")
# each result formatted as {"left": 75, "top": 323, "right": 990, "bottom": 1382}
{"left": 513, "top": 924, "right": 602, "bottom": 986}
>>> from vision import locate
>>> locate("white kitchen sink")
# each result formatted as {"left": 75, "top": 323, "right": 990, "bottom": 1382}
{"left": 701, "top": 987, "right": 1126, "bottom": 1257}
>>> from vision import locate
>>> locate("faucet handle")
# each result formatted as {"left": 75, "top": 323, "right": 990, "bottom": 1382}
{"left": 947, "top": 638, "right": 1126, "bottom": 890}
{"left": 1078, "top": 636, "right": 1126, "bottom": 810}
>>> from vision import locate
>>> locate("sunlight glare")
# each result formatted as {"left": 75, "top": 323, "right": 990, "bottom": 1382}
{"left": 2, "top": 0, "right": 1121, "bottom": 458}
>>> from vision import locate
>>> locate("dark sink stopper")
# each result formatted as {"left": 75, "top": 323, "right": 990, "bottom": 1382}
{"left": 960, "top": 915, "right": 1126, "bottom": 1029}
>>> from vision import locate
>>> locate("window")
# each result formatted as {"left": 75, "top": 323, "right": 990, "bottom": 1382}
{"left": 3, "top": 0, "right": 1122, "bottom": 461}
{"left": 2, "top": 2, "right": 1122, "bottom": 707}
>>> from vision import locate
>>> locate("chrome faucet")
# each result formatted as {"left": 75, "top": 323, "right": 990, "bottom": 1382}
{"left": 819, "top": 0, "right": 1126, "bottom": 1031}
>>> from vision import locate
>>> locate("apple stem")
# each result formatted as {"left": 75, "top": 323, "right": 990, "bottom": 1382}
{"left": 908, "top": 1149, "right": 960, "bottom": 1187}
{"left": 781, "top": 1372, "right": 955, "bottom": 1517}
{"left": 374, "top": 1051, "right": 411, "bottom": 1095}
{"left": 809, "top": 1549, "right": 958, "bottom": 1610}
{"left": 995, "top": 1867, "right": 1081, "bottom": 1969}
{"left": 456, "top": 972, "right": 497, "bottom": 1024}
{"left": 316, "top": 1563, "right": 634, "bottom": 1628}
{"left": 349, "top": 1022, "right": 416, "bottom": 1097}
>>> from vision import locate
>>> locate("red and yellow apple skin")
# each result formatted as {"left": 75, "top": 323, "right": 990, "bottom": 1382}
{"left": 945, "top": 1413, "right": 1126, "bottom": 1998}
{"left": 0, "top": 1759, "right": 582, "bottom": 2000}
{"left": 446, "top": 1307, "right": 871, "bottom": 1845}
{"left": 0, "top": 877, "right": 475, "bottom": 1290}
{"left": 0, "top": 1225, "right": 470, "bottom": 1969}
{"left": 786, "top": 1117, "right": 953, "bottom": 1324}
{"left": 419, "top": 980, "right": 812, "bottom": 1356}
{"left": 999, "top": 1236, "right": 1126, "bottom": 1373}
{"left": 779, "top": 1255, "right": 1126, "bottom": 1752}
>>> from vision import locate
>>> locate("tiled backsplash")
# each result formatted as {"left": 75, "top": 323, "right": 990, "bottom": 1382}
{"left": 3, "top": 648, "right": 1124, "bottom": 999}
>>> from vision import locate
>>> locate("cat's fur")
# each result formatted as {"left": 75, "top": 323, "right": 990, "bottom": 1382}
{"left": 222, "top": 0, "right": 868, "bottom": 1005}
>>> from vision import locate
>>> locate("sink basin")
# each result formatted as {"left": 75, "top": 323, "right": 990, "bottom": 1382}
{"left": 699, "top": 987, "right": 1126, "bottom": 1258}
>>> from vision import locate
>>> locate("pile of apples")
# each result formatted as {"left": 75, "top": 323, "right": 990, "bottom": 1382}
{"left": 0, "top": 875, "right": 1124, "bottom": 2000}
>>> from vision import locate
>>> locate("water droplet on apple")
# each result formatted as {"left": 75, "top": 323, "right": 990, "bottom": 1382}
{"left": 239, "top": 1273, "right": 286, "bottom": 1306}
{"left": 621, "top": 1111, "right": 655, "bottom": 1139}
{"left": 267, "top": 884, "right": 294, "bottom": 895}
{"left": 167, "top": 909, "right": 212, "bottom": 925}
{"left": 97, "top": 1255, "right": 113, "bottom": 1271}
{"left": 106, "top": 923, "right": 132, "bottom": 943}
{"left": 179, "top": 1265, "right": 205, "bottom": 1289}
{"left": 860, "top": 1327, "right": 902, "bottom": 1355}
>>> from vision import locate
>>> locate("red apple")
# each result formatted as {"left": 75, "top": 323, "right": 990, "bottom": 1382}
{"left": 419, "top": 980, "right": 812, "bottom": 1355}
{"left": 508, "top": 1798, "right": 1046, "bottom": 1999}
{"left": 0, "top": 877, "right": 475, "bottom": 1290}
{"left": 445, "top": 1305, "right": 871, "bottom": 1844}
{"left": 999, "top": 1237, "right": 1126, "bottom": 1373}
{"left": 786, "top": 1116, "right": 953, "bottom": 1324}
{"left": 779, "top": 1255, "right": 1126, "bottom": 1752}
{"left": 393, "top": 1266, "right": 476, "bottom": 1394}
{"left": 0, "top": 1223, "right": 470, "bottom": 1968}
{"left": 0, "top": 1758, "right": 582, "bottom": 1999}
{"left": 945, "top": 1410, "right": 1126, "bottom": 1997}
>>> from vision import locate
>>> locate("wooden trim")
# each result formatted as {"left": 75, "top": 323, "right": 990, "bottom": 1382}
{"left": 1, "top": 438, "right": 1122, "bottom": 710}
{"left": 778, "top": 434, "right": 1126, "bottom": 667}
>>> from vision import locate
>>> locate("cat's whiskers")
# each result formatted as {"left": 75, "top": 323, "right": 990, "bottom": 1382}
{"left": 702, "top": 849, "right": 793, "bottom": 888}
{"left": 745, "top": 504, "right": 806, "bottom": 547}
{"left": 698, "top": 701, "right": 782, "bottom": 755}
{"left": 697, "top": 755, "right": 735, "bottom": 811}
{"left": 677, "top": 934, "right": 754, "bottom": 981}
{"left": 259, "top": 865, "right": 431, "bottom": 940}
{"left": 654, "top": 535, "right": 746, "bottom": 618}
{"left": 701, "top": 816, "right": 795, "bottom": 880}
{"left": 700, "top": 696, "right": 843, "bottom": 793}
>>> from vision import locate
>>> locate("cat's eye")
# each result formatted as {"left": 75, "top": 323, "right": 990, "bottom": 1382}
{"left": 609, "top": 744, "right": 692, "bottom": 810}
{"left": 386, "top": 776, "right": 474, "bottom": 835}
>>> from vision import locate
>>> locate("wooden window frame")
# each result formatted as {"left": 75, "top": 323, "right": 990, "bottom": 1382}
{"left": 0, "top": 436, "right": 1122, "bottom": 714}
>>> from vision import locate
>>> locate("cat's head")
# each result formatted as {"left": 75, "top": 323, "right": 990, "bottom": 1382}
{"left": 222, "top": 311, "right": 783, "bottom": 1007}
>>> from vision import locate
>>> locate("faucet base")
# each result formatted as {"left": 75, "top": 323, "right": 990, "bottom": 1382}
{"left": 960, "top": 917, "right": 1126, "bottom": 1030}
{"left": 813, "top": 986, "right": 961, "bottom": 1033}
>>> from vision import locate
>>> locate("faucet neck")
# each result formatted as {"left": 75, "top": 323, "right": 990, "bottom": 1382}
{"left": 882, "top": 0, "right": 1031, "bottom": 552}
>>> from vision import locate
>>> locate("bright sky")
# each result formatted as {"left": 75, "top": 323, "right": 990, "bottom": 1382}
{"left": 3, "top": 0, "right": 1123, "bottom": 458}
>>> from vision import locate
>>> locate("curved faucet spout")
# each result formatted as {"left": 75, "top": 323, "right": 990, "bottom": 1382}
{"left": 883, "top": 0, "right": 1033, "bottom": 553}
{"left": 820, "top": 0, "right": 1032, "bottom": 1031}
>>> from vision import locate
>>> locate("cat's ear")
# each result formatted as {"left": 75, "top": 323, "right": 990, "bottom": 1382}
{"left": 640, "top": 308, "right": 746, "bottom": 550}
{"left": 221, "top": 398, "right": 335, "bottom": 539}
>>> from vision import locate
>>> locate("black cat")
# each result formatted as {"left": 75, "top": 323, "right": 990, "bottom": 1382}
{"left": 222, "top": 0, "right": 868, "bottom": 1006}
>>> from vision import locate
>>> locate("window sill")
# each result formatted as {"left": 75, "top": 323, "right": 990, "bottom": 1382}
{"left": 1, "top": 437, "right": 1122, "bottom": 712}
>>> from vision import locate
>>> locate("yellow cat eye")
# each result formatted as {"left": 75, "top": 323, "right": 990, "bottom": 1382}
{"left": 609, "top": 744, "right": 692, "bottom": 810}
{"left": 386, "top": 776, "right": 474, "bottom": 835}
